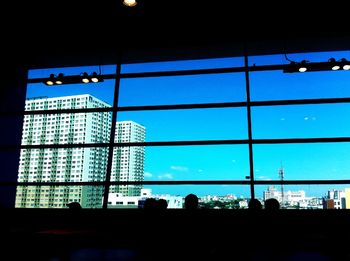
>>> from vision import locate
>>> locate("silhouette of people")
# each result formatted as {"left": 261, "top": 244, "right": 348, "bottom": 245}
{"left": 67, "top": 202, "right": 82, "bottom": 210}
{"left": 264, "top": 198, "right": 280, "bottom": 210}
{"left": 157, "top": 198, "right": 168, "bottom": 210}
{"left": 248, "top": 198, "right": 262, "bottom": 210}
{"left": 184, "top": 193, "right": 199, "bottom": 209}
{"left": 143, "top": 198, "right": 158, "bottom": 209}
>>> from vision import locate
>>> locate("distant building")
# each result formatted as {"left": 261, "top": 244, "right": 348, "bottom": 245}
{"left": 263, "top": 186, "right": 306, "bottom": 208}
{"left": 323, "top": 189, "right": 346, "bottom": 209}
{"left": 345, "top": 188, "right": 350, "bottom": 209}
{"left": 107, "top": 188, "right": 183, "bottom": 208}
{"left": 16, "top": 94, "right": 146, "bottom": 208}
{"left": 110, "top": 121, "right": 146, "bottom": 196}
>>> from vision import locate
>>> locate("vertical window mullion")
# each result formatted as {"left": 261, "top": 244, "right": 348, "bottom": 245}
{"left": 102, "top": 61, "right": 122, "bottom": 209}
{"left": 244, "top": 50, "right": 255, "bottom": 199}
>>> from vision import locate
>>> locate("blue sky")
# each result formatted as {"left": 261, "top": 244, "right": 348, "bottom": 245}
{"left": 27, "top": 50, "right": 350, "bottom": 198}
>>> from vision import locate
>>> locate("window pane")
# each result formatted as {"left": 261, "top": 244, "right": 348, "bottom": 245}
{"left": 107, "top": 185, "right": 251, "bottom": 209}
{"left": 15, "top": 185, "right": 104, "bottom": 209}
{"left": 121, "top": 57, "right": 244, "bottom": 73}
{"left": 255, "top": 184, "right": 350, "bottom": 209}
{"left": 20, "top": 112, "right": 112, "bottom": 145}
{"left": 253, "top": 143, "right": 350, "bottom": 181}
{"left": 17, "top": 147, "right": 109, "bottom": 183}
{"left": 250, "top": 70, "right": 350, "bottom": 101}
{"left": 117, "top": 108, "right": 248, "bottom": 141}
{"left": 252, "top": 104, "right": 350, "bottom": 139}
{"left": 119, "top": 73, "right": 246, "bottom": 106}
{"left": 141, "top": 145, "right": 249, "bottom": 181}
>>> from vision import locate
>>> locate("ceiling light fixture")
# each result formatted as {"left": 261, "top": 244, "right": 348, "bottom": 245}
{"left": 329, "top": 58, "right": 340, "bottom": 71}
{"left": 55, "top": 73, "right": 64, "bottom": 84}
{"left": 284, "top": 57, "right": 350, "bottom": 73}
{"left": 43, "top": 72, "right": 103, "bottom": 86}
{"left": 123, "top": 0, "right": 137, "bottom": 7}
{"left": 82, "top": 72, "right": 90, "bottom": 83}
{"left": 45, "top": 74, "right": 55, "bottom": 86}
{"left": 340, "top": 58, "right": 350, "bottom": 70}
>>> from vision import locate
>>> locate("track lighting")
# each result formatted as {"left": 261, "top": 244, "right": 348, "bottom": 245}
{"left": 43, "top": 72, "right": 103, "bottom": 86}
{"left": 283, "top": 57, "right": 350, "bottom": 73}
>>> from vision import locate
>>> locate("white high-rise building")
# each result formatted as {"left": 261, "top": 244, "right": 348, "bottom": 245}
{"left": 15, "top": 94, "right": 145, "bottom": 208}
{"left": 111, "top": 121, "right": 146, "bottom": 196}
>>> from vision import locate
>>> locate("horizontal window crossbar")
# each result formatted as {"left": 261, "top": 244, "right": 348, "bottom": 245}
{"left": 1, "top": 137, "right": 350, "bottom": 150}
{"left": 27, "top": 64, "right": 286, "bottom": 84}
{"left": 3, "top": 179, "right": 350, "bottom": 187}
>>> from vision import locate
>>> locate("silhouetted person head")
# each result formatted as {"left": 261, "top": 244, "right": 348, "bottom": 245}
{"left": 184, "top": 193, "right": 199, "bottom": 210}
{"left": 158, "top": 199, "right": 168, "bottom": 210}
{"left": 264, "top": 198, "right": 280, "bottom": 210}
{"left": 67, "top": 202, "right": 82, "bottom": 210}
{"left": 143, "top": 198, "right": 158, "bottom": 209}
{"left": 248, "top": 198, "right": 262, "bottom": 210}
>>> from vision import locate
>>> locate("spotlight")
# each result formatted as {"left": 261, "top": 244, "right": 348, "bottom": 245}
{"left": 340, "top": 58, "right": 350, "bottom": 70}
{"left": 91, "top": 72, "right": 99, "bottom": 83}
{"left": 55, "top": 73, "right": 64, "bottom": 84}
{"left": 82, "top": 72, "right": 90, "bottom": 83}
{"left": 328, "top": 58, "right": 340, "bottom": 70}
{"left": 298, "top": 60, "right": 308, "bottom": 72}
{"left": 45, "top": 74, "right": 55, "bottom": 85}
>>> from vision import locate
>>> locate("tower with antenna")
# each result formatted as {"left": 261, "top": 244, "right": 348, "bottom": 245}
{"left": 278, "top": 162, "right": 285, "bottom": 208}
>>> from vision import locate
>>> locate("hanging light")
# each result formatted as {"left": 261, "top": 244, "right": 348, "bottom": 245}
{"left": 123, "top": 0, "right": 137, "bottom": 7}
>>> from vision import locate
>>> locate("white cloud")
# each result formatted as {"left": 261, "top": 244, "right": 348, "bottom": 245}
{"left": 280, "top": 117, "right": 285, "bottom": 121}
{"left": 304, "top": 117, "right": 309, "bottom": 121}
{"left": 257, "top": 176, "right": 272, "bottom": 181}
{"left": 198, "top": 169, "right": 203, "bottom": 173}
{"left": 232, "top": 160, "right": 236, "bottom": 163}
{"left": 170, "top": 165, "right": 188, "bottom": 172}
{"left": 144, "top": 172, "right": 153, "bottom": 177}
{"left": 255, "top": 169, "right": 260, "bottom": 173}
{"left": 158, "top": 173, "right": 173, "bottom": 180}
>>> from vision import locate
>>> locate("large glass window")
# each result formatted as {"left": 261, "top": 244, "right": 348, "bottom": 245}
{"left": 2, "top": 51, "right": 349, "bottom": 209}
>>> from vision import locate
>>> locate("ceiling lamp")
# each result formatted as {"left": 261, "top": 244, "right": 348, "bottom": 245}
{"left": 329, "top": 58, "right": 340, "bottom": 71}
{"left": 298, "top": 60, "right": 308, "bottom": 72}
{"left": 82, "top": 72, "right": 90, "bottom": 83}
{"left": 123, "top": 0, "right": 137, "bottom": 7}
{"left": 340, "top": 58, "right": 350, "bottom": 70}
{"left": 91, "top": 72, "right": 100, "bottom": 83}
{"left": 55, "top": 73, "right": 64, "bottom": 84}
{"left": 45, "top": 74, "right": 55, "bottom": 86}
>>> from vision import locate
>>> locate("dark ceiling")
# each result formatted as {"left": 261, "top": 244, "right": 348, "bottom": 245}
{"left": 3, "top": 0, "right": 350, "bottom": 68}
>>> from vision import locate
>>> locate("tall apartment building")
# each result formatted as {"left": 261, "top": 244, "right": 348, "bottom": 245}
{"left": 16, "top": 94, "right": 146, "bottom": 208}
{"left": 111, "top": 121, "right": 146, "bottom": 196}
